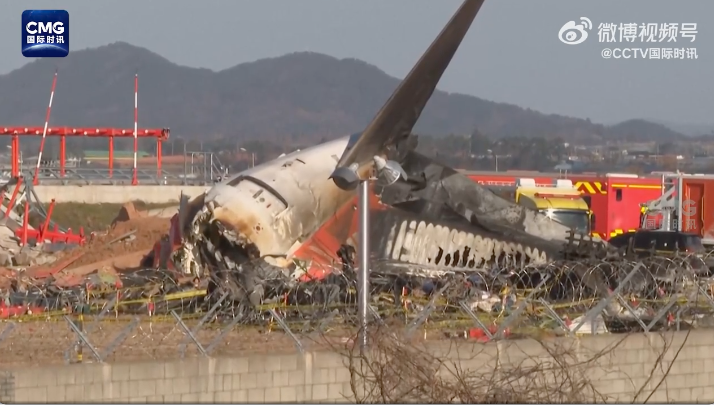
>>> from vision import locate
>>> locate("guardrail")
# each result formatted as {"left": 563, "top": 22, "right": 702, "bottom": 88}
{"left": 1, "top": 255, "right": 713, "bottom": 366}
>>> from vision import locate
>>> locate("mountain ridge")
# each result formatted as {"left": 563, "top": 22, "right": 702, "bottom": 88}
{"left": 0, "top": 41, "right": 686, "bottom": 143}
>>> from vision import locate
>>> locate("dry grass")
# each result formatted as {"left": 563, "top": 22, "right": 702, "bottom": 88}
{"left": 0, "top": 318, "right": 325, "bottom": 367}
{"left": 28, "top": 200, "right": 176, "bottom": 233}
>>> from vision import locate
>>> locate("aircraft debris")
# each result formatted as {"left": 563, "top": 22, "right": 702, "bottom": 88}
{"left": 4, "top": 0, "right": 713, "bottom": 339}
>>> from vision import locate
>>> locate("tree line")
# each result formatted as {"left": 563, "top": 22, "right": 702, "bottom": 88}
{"left": 416, "top": 130, "right": 569, "bottom": 172}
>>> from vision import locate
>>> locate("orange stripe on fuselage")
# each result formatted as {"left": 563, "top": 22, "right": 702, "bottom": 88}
{"left": 293, "top": 187, "right": 384, "bottom": 281}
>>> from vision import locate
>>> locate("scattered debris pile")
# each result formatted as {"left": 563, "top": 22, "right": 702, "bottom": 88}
{"left": 2, "top": 238, "right": 714, "bottom": 334}
{"left": 0, "top": 201, "right": 170, "bottom": 291}
{"left": 51, "top": 204, "right": 169, "bottom": 269}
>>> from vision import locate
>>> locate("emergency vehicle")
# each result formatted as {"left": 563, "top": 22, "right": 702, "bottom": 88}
{"left": 640, "top": 173, "right": 714, "bottom": 247}
{"left": 464, "top": 171, "right": 662, "bottom": 240}
{"left": 489, "top": 178, "right": 592, "bottom": 234}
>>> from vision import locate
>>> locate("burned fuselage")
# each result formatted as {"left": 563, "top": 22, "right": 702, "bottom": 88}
{"left": 167, "top": 0, "right": 602, "bottom": 301}
{"left": 172, "top": 0, "right": 489, "bottom": 282}
{"left": 173, "top": 137, "right": 354, "bottom": 278}
{"left": 288, "top": 144, "right": 605, "bottom": 280}
{"left": 370, "top": 148, "right": 598, "bottom": 270}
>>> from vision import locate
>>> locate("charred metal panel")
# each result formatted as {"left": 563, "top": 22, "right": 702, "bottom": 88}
{"left": 369, "top": 208, "right": 557, "bottom": 276}
{"left": 378, "top": 150, "right": 590, "bottom": 246}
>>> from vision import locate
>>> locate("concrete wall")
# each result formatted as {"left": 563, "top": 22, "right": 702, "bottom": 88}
{"left": 1, "top": 330, "right": 713, "bottom": 403}
{"left": 33, "top": 185, "right": 209, "bottom": 204}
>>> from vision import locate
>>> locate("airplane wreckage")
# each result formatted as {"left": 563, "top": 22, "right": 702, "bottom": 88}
{"left": 5, "top": 0, "right": 714, "bottom": 332}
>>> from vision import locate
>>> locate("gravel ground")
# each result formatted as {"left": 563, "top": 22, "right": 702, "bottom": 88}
{"left": 0, "top": 318, "right": 353, "bottom": 367}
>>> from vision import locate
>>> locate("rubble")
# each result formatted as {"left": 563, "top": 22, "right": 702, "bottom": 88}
{"left": 62, "top": 216, "right": 167, "bottom": 269}
{"left": 12, "top": 251, "right": 32, "bottom": 267}
{"left": 0, "top": 197, "right": 170, "bottom": 295}
{"left": 2, "top": 226, "right": 712, "bottom": 336}
{"left": 0, "top": 252, "right": 11, "bottom": 267}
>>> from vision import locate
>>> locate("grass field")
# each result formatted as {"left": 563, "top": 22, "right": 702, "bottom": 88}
{"left": 28, "top": 200, "right": 177, "bottom": 233}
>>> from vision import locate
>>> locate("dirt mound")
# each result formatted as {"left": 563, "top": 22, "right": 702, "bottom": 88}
{"left": 71, "top": 217, "right": 169, "bottom": 268}
{"left": 49, "top": 207, "right": 171, "bottom": 271}
{"left": 111, "top": 202, "right": 144, "bottom": 226}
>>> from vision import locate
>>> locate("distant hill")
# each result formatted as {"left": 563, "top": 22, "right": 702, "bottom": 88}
{"left": 0, "top": 42, "right": 686, "bottom": 143}
{"left": 606, "top": 119, "right": 687, "bottom": 143}
{"left": 646, "top": 119, "right": 714, "bottom": 137}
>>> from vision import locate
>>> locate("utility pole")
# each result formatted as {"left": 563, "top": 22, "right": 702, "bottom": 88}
{"left": 183, "top": 142, "right": 187, "bottom": 185}
{"left": 240, "top": 148, "right": 255, "bottom": 168}
{"left": 357, "top": 179, "right": 369, "bottom": 352}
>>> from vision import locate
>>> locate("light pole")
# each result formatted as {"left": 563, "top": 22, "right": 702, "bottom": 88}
{"left": 240, "top": 147, "right": 256, "bottom": 168}
{"left": 487, "top": 149, "right": 498, "bottom": 171}
{"left": 182, "top": 141, "right": 188, "bottom": 185}
{"left": 330, "top": 156, "right": 407, "bottom": 352}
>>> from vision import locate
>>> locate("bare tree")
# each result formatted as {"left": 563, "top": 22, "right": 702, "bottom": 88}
{"left": 331, "top": 327, "right": 690, "bottom": 403}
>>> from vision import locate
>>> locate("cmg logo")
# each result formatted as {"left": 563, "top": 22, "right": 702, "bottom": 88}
{"left": 21, "top": 10, "right": 70, "bottom": 57}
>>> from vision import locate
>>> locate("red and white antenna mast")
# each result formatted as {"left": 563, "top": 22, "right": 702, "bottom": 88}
{"left": 33, "top": 70, "right": 58, "bottom": 185}
{"left": 132, "top": 71, "right": 138, "bottom": 185}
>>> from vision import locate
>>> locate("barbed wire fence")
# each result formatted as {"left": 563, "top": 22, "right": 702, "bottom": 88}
{"left": 1, "top": 253, "right": 714, "bottom": 366}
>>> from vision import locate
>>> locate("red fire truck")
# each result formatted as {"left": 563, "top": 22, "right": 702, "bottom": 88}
{"left": 640, "top": 173, "right": 714, "bottom": 247}
{"left": 463, "top": 171, "right": 662, "bottom": 240}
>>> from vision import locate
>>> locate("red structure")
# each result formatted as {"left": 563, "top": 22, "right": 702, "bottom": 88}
{"left": 0, "top": 126, "right": 169, "bottom": 184}
{"left": 3, "top": 176, "right": 24, "bottom": 219}
{"left": 2, "top": 70, "right": 168, "bottom": 185}
{"left": 16, "top": 198, "right": 86, "bottom": 246}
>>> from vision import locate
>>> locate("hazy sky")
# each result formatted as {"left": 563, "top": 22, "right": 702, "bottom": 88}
{"left": 1, "top": 0, "right": 712, "bottom": 125}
